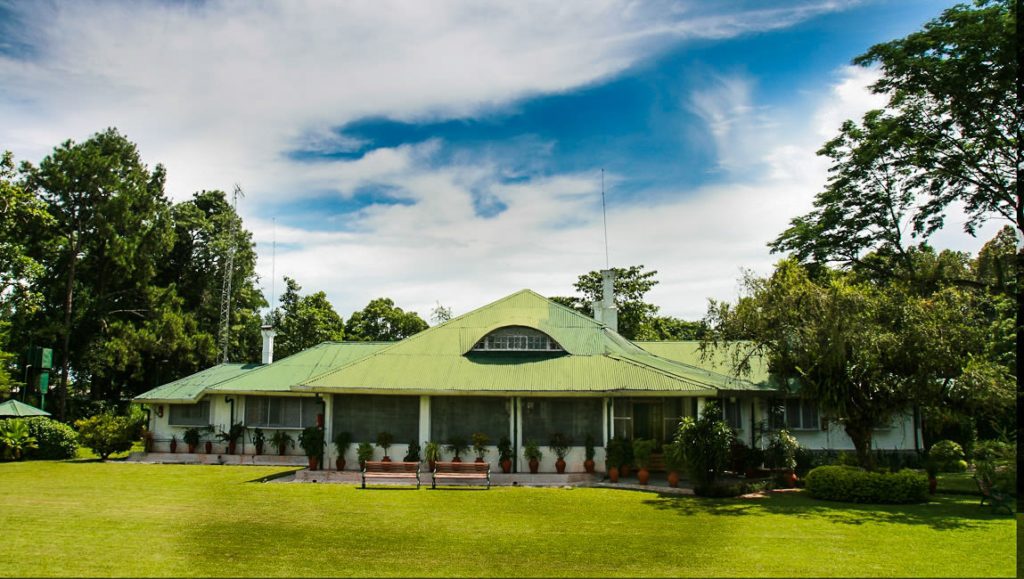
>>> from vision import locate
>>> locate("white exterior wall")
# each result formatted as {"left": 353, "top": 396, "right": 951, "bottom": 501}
{"left": 789, "top": 413, "right": 919, "bottom": 452}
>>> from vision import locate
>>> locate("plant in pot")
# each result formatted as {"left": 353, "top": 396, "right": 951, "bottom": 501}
{"left": 376, "top": 431, "right": 394, "bottom": 462}
{"left": 744, "top": 446, "right": 765, "bottom": 479}
{"left": 925, "top": 458, "right": 939, "bottom": 495}
{"left": 523, "top": 440, "right": 543, "bottom": 474}
{"left": 497, "top": 436, "right": 513, "bottom": 473}
{"left": 169, "top": 435, "right": 178, "bottom": 454}
{"left": 583, "top": 434, "right": 596, "bottom": 473}
{"left": 270, "top": 430, "right": 294, "bottom": 456}
{"left": 767, "top": 429, "right": 799, "bottom": 488}
{"left": 548, "top": 432, "right": 572, "bottom": 474}
{"left": 424, "top": 441, "right": 442, "bottom": 471}
{"left": 619, "top": 436, "right": 634, "bottom": 478}
{"left": 357, "top": 441, "right": 374, "bottom": 469}
{"left": 445, "top": 435, "right": 469, "bottom": 462}
{"left": 604, "top": 438, "right": 624, "bottom": 483}
{"left": 664, "top": 441, "right": 685, "bottom": 488}
{"left": 216, "top": 422, "right": 246, "bottom": 454}
{"left": 403, "top": 441, "right": 421, "bottom": 462}
{"left": 333, "top": 431, "right": 352, "bottom": 470}
{"left": 632, "top": 438, "right": 657, "bottom": 485}
{"left": 203, "top": 425, "right": 215, "bottom": 454}
{"left": 250, "top": 428, "right": 266, "bottom": 455}
{"left": 299, "top": 426, "right": 325, "bottom": 470}
{"left": 471, "top": 432, "right": 490, "bottom": 463}
{"left": 182, "top": 427, "right": 202, "bottom": 453}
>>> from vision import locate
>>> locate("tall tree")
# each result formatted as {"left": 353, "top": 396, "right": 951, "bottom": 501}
{"left": 268, "top": 277, "right": 345, "bottom": 358}
{"left": 345, "top": 298, "right": 427, "bottom": 341}
{"left": 553, "top": 265, "right": 660, "bottom": 339}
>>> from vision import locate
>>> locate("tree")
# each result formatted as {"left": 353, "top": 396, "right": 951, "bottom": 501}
{"left": 703, "top": 259, "right": 988, "bottom": 469}
{"left": 345, "top": 298, "right": 428, "bottom": 341}
{"left": 268, "top": 277, "right": 345, "bottom": 358}
{"left": 634, "top": 316, "right": 706, "bottom": 341}
{"left": 430, "top": 302, "right": 453, "bottom": 325}
{"left": 553, "top": 265, "right": 659, "bottom": 339}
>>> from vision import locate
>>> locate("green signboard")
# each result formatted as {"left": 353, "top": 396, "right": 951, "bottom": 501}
{"left": 28, "top": 347, "right": 53, "bottom": 369}
{"left": 38, "top": 371, "right": 49, "bottom": 394}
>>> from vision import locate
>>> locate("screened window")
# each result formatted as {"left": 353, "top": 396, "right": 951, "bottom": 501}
{"left": 522, "top": 398, "right": 602, "bottom": 443}
{"left": 168, "top": 401, "right": 210, "bottom": 426}
{"left": 769, "top": 398, "right": 819, "bottom": 430}
{"left": 720, "top": 398, "right": 742, "bottom": 430}
{"left": 472, "top": 326, "right": 563, "bottom": 351}
{"left": 333, "top": 395, "right": 419, "bottom": 444}
{"left": 430, "top": 396, "right": 509, "bottom": 444}
{"left": 245, "top": 396, "right": 320, "bottom": 429}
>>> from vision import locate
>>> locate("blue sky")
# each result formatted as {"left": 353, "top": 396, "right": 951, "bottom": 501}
{"left": 0, "top": 0, "right": 995, "bottom": 320}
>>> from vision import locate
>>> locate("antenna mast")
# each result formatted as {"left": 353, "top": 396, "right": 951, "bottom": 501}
{"left": 218, "top": 184, "right": 244, "bottom": 363}
{"left": 601, "top": 168, "right": 609, "bottom": 268}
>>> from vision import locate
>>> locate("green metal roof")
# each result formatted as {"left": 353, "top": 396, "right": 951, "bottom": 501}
{"left": 208, "top": 342, "right": 389, "bottom": 394}
{"left": 0, "top": 399, "right": 51, "bottom": 417}
{"left": 301, "top": 290, "right": 748, "bottom": 395}
{"left": 133, "top": 363, "right": 260, "bottom": 403}
{"left": 635, "top": 341, "right": 781, "bottom": 392}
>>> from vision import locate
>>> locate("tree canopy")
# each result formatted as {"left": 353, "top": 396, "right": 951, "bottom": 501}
{"left": 344, "top": 298, "right": 428, "bottom": 342}
{"left": 268, "top": 277, "right": 345, "bottom": 358}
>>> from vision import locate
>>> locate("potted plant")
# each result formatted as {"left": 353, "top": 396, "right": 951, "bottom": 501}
{"left": 497, "top": 436, "right": 513, "bottom": 473}
{"left": 744, "top": 446, "right": 765, "bottom": 479}
{"left": 270, "top": 431, "right": 294, "bottom": 456}
{"left": 768, "top": 429, "right": 799, "bottom": 488}
{"left": 403, "top": 441, "right": 421, "bottom": 462}
{"left": 357, "top": 441, "right": 374, "bottom": 469}
{"left": 333, "top": 431, "right": 352, "bottom": 470}
{"left": 169, "top": 435, "right": 178, "bottom": 454}
{"left": 620, "top": 437, "right": 634, "bottom": 478}
{"left": 471, "top": 432, "right": 490, "bottom": 463}
{"left": 523, "top": 440, "right": 543, "bottom": 473}
{"left": 445, "top": 435, "right": 469, "bottom": 462}
{"left": 299, "top": 426, "right": 324, "bottom": 470}
{"left": 604, "top": 438, "right": 624, "bottom": 483}
{"left": 216, "top": 422, "right": 245, "bottom": 454}
{"left": 664, "top": 441, "right": 684, "bottom": 488}
{"left": 548, "top": 432, "right": 572, "bottom": 474}
{"left": 250, "top": 428, "right": 266, "bottom": 455}
{"left": 925, "top": 459, "right": 939, "bottom": 495}
{"left": 376, "top": 431, "right": 394, "bottom": 462}
{"left": 424, "top": 441, "right": 442, "bottom": 471}
{"left": 632, "top": 438, "right": 657, "bottom": 485}
{"left": 583, "top": 434, "right": 596, "bottom": 473}
{"left": 182, "top": 427, "right": 201, "bottom": 453}
{"left": 203, "top": 425, "right": 215, "bottom": 454}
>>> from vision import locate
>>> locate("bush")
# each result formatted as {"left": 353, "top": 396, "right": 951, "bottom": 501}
{"left": 676, "top": 400, "right": 733, "bottom": 486}
{"left": 765, "top": 429, "right": 799, "bottom": 471}
{"left": 75, "top": 412, "right": 137, "bottom": 460}
{"left": 929, "top": 440, "right": 965, "bottom": 472}
{"left": 973, "top": 440, "right": 1014, "bottom": 463}
{"left": 21, "top": 418, "right": 77, "bottom": 459}
{"left": 805, "top": 465, "right": 928, "bottom": 504}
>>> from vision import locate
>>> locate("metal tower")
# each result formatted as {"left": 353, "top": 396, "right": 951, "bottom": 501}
{"left": 218, "top": 184, "right": 244, "bottom": 363}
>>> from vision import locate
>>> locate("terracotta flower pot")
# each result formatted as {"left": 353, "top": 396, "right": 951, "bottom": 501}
{"left": 637, "top": 467, "right": 650, "bottom": 485}
{"left": 452, "top": 456, "right": 462, "bottom": 463}
{"left": 308, "top": 456, "right": 318, "bottom": 470}
{"left": 475, "top": 457, "right": 485, "bottom": 463}
{"left": 227, "top": 441, "right": 237, "bottom": 455}
{"left": 204, "top": 441, "right": 213, "bottom": 454}
{"left": 584, "top": 459, "right": 595, "bottom": 473}
{"left": 170, "top": 440, "right": 178, "bottom": 453}
{"left": 428, "top": 460, "right": 437, "bottom": 471}
{"left": 608, "top": 466, "right": 619, "bottom": 483}
{"left": 785, "top": 470, "right": 798, "bottom": 488}
{"left": 667, "top": 471, "right": 680, "bottom": 488}
{"left": 528, "top": 458, "right": 539, "bottom": 474}
{"left": 336, "top": 458, "right": 346, "bottom": 471}
{"left": 382, "top": 456, "right": 392, "bottom": 462}
{"left": 278, "top": 445, "right": 287, "bottom": 456}
{"left": 620, "top": 465, "right": 632, "bottom": 478}
{"left": 555, "top": 457, "right": 566, "bottom": 474}
{"left": 500, "top": 459, "right": 512, "bottom": 473}
{"left": 188, "top": 444, "right": 196, "bottom": 454}
{"left": 255, "top": 444, "right": 264, "bottom": 456}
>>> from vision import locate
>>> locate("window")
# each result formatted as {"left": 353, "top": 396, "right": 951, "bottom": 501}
{"left": 333, "top": 395, "right": 420, "bottom": 444}
{"left": 430, "top": 396, "right": 508, "bottom": 443}
{"left": 522, "top": 398, "right": 602, "bottom": 443}
{"left": 245, "top": 396, "right": 319, "bottom": 429}
{"left": 720, "top": 399, "right": 742, "bottom": 430}
{"left": 769, "top": 398, "right": 819, "bottom": 430}
{"left": 472, "top": 326, "right": 563, "bottom": 351}
{"left": 168, "top": 401, "right": 210, "bottom": 426}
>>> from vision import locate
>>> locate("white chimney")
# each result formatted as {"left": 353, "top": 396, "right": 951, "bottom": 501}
{"left": 260, "top": 325, "right": 277, "bottom": 364}
{"left": 591, "top": 269, "right": 618, "bottom": 333}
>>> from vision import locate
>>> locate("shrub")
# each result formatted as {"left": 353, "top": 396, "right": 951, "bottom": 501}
{"left": 0, "top": 419, "right": 38, "bottom": 460}
{"left": 21, "top": 417, "right": 77, "bottom": 459}
{"left": 805, "top": 465, "right": 928, "bottom": 504}
{"left": 765, "top": 429, "right": 799, "bottom": 471}
{"left": 929, "top": 440, "right": 965, "bottom": 472}
{"left": 676, "top": 400, "right": 733, "bottom": 487}
{"left": 75, "top": 412, "right": 137, "bottom": 460}
{"left": 973, "top": 440, "right": 1015, "bottom": 463}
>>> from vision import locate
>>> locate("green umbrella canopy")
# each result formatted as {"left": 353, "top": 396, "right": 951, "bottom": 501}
{"left": 0, "top": 399, "right": 51, "bottom": 418}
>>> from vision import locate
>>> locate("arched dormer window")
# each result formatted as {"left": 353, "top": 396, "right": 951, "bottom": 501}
{"left": 473, "top": 326, "right": 563, "bottom": 352}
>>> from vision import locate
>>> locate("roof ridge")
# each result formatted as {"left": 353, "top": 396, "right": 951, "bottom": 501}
{"left": 603, "top": 353, "right": 715, "bottom": 391}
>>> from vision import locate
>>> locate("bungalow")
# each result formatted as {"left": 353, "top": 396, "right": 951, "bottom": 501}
{"left": 134, "top": 273, "right": 920, "bottom": 472}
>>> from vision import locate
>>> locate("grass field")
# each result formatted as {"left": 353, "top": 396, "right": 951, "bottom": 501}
{"left": 0, "top": 461, "right": 1016, "bottom": 577}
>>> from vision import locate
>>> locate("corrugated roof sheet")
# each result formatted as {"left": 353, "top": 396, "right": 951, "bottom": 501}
{"left": 634, "top": 341, "right": 782, "bottom": 391}
{"left": 209, "top": 342, "right": 388, "bottom": 393}
{"left": 133, "top": 363, "right": 260, "bottom": 402}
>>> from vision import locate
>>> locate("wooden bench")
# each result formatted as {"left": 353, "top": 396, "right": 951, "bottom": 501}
{"left": 432, "top": 461, "right": 490, "bottom": 489}
{"left": 974, "top": 475, "right": 1014, "bottom": 515}
{"left": 361, "top": 461, "right": 421, "bottom": 489}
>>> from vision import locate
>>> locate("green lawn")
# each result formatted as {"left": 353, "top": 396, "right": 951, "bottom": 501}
{"left": 0, "top": 461, "right": 1016, "bottom": 577}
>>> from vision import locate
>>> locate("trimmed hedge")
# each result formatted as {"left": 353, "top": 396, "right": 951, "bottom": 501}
{"left": 0, "top": 417, "right": 78, "bottom": 460}
{"left": 805, "top": 465, "right": 928, "bottom": 504}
